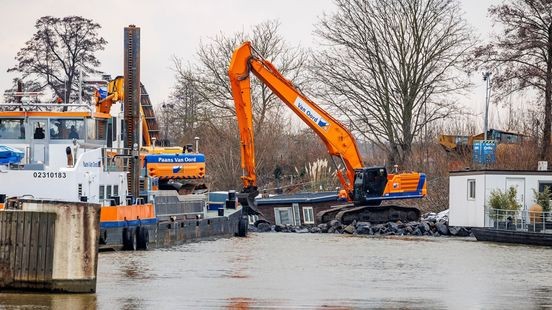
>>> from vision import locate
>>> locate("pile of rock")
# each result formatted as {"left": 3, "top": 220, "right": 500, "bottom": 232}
{"left": 249, "top": 215, "right": 471, "bottom": 237}
{"left": 314, "top": 218, "right": 471, "bottom": 237}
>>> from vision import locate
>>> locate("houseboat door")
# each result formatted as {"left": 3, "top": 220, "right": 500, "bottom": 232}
{"left": 505, "top": 178, "right": 525, "bottom": 209}
{"left": 30, "top": 119, "right": 48, "bottom": 164}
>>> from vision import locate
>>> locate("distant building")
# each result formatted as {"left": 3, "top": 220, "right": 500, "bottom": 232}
{"left": 439, "top": 128, "right": 525, "bottom": 153}
{"left": 471, "top": 129, "right": 525, "bottom": 144}
{"left": 255, "top": 191, "right": 347, "bottom": 226}
{"left": 449, "top": 170, "right": 552, "bottom": 227}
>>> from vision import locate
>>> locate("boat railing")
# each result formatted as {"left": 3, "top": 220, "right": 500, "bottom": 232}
{"left": 484, "top": 207, "right": 552, "bottom": 234}
{"left": 0, "top": 102, "right": 94, "bottom": 112}
{"left": 101, "top": 147, "right": 132, "bottom": 172}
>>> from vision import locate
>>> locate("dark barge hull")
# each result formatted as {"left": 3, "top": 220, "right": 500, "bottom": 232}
{"left": 99, "top": 208, "right": 244, "bottom": 251}
{"left": 472, "top": 228, "right": 552, "bottom": 247}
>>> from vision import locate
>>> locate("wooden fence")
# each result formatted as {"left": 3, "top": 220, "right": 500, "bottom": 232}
{"left": 0, "top": 211, "right": 56, "bottom": 289}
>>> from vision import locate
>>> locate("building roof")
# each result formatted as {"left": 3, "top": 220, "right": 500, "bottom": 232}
{"left": 450, "top": 169, "right": 552, "bottom": 176}
{"left": 256, "top": 191, "right": 339, "bottom": 205}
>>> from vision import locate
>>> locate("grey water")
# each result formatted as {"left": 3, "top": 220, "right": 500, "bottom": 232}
{"left": 1, "top": 233, "right": 551, "bottom": 309}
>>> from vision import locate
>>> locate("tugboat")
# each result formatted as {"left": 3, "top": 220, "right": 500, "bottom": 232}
{"left": 0, "top": 26, "right": 247, "bottom": 251}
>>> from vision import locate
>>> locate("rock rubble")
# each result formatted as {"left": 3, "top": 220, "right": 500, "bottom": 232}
{"left": 249, "top": 210, "right": 472, "bottom": 237}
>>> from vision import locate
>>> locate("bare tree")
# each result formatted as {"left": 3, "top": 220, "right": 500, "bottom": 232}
{"left": 311, "top": 0, "right": 473, "bottom": 165}
{"left": 168, "top": 20, "right": 315, "bottom": 190}
{"left": 185, "top": 20, "right": 310, "bottom": 130}
{"left": 8, "top": 16, "right": 107, "bottom": 104}
{"left": 165, "top": 58, "right": 205, "bottom": 145}
{"left": 472, "top": 0, "right": 552, "bottom": 161}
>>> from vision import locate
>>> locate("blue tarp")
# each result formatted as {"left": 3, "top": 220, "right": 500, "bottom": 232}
{"left": 0, "top": 145, "right": 24, "bottom": 164}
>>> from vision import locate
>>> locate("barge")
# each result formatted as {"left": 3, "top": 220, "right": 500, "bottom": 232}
{"left": 0, "top": 104, "right": 247, "bottom": 250}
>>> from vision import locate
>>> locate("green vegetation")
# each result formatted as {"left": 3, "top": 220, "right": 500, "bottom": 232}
{"left": 532, "top": 186, "right": 551, "bottom": 212}
{"left": 488, "top": 187, "right": 521, "bottom": 220}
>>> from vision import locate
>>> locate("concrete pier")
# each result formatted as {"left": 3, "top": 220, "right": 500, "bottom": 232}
{"left": 0, "top": 199, "right": 100, "bottom": 293}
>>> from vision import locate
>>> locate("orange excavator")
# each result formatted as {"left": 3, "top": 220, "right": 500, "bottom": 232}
{"left": 228, "top": 42, "right": 427, "bottom": 224}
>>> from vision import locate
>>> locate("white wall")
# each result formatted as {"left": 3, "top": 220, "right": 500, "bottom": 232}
{"left": 449, "top": 174, "right": 486, "bottom": 227}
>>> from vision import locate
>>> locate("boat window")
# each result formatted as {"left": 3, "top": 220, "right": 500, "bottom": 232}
{"left": 86, "top": 118, "right": 108, "bottom": 141}
{"left": 112, "top": 117, "right": 117, "bottom": 142}
{"left": 0, "top": 119, "right": 25, "bottom": 139}
{"left": 49, "top": 119, "right": 84, "bottom": 140}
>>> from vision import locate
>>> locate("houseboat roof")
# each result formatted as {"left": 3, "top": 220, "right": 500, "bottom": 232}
{"left": 256, "top": 191, "right": 339, "bottom": 205}
{"left": 450, "top": 169, "right": 552, "bottom": 176}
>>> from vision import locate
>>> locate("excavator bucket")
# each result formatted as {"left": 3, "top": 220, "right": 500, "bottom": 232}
{"left": 237, "top": 189, "right": 263, "bottom": 216}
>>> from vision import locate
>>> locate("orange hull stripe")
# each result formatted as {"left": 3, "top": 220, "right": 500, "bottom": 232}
{"left": 100, "top": 204, "right": 156, "bottom": 222}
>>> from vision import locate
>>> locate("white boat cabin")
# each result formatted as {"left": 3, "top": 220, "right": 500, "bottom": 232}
{"left": 0, "top": 102, "right": 133, "bottom": 205}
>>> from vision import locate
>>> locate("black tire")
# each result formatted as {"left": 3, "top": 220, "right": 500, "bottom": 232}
{"left": 122, "top": 227, "right": 136, "bottom": 251}
{"left": 99, "top": 230, "right": 107, "bottom": 245}
{"left": 236, "top": 217, "right": 248, "bottom": 237}
{"left": 136, "top": 226, "right": 149, "bottom": 250}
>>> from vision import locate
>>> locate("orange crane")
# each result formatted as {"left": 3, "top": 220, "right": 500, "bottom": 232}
{"left": 228, "top": 41, "right": 427, "bottom": 224}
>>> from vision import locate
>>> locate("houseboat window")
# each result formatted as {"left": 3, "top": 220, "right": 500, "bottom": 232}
{"left": 275, "top": 207, "right": 292, "bottom": 225}
{"left": 0, "top": 119, "right": 25, "bottom": 139}
{"left": 106, "top": 185, "right": 112, "bottom": 200}
{"left": 538, "top": 182, "right": 552, "bottom": 193}
{"left": 99, "top": 185, "right": 105, "bottom": 200}
{"left": 302, "top": 206, "right": 315, "bottom": 224}
{"left": 86, "top": 119, "right": 108, "bottom": 141}
{"left": 114, "top": 185, "right": 119, "bottom": 196}
{"left": 467, "top": 179, "right": 476, "bottom": 200}
{"left": 32, "top": 121, "right": 47, "bottom": 139}
{"left": 49, "top": 119, "right": 84, "bottom": 140}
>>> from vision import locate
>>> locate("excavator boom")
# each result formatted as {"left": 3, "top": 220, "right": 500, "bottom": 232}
{"left": 229, "top": 42, "right": 363, "bottom": 194}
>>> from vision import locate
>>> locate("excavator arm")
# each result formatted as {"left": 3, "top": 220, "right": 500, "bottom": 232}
{"left": 95, "top": 76, "right": 156, "bottom": 146}
{"left": 228, "top": 41, "right": 364, "bottom": 196}
{"left": 229, "top": 41, "right": 427, "bottom": 224}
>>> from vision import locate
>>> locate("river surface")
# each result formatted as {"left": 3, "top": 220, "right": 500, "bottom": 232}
{"left": 1, "top": 233, "right": 552, "bottom": 309}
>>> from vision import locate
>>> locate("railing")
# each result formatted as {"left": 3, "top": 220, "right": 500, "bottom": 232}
{"left": 484, "top": 207, "right": 552, "bottom": 234}
{"left": 101, "top": 147, "right": 132, "bottom": 172}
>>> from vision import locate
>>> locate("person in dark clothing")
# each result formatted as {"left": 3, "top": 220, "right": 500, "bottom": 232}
{"left": 33, "top": 126, "right": 45, "bottom": 139}
{"left": 69, "top": 125, "right": 79, "bottom": 139}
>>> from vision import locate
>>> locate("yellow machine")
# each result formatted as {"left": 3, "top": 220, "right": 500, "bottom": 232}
{"left": 228, "top": 42, "right": 427, "bottom": 223}
{"left": 95, "top": 77, "right": 206, "bottom": 186}
{"left": 95, "top": 76, "right": 159, "bottom": 147}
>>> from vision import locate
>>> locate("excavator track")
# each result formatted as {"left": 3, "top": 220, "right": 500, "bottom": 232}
{"left": 335, "top": 205, "right": 421, "bottom": 225}
{"left": 315, "top": 204, "right": 354, "bottom": 224}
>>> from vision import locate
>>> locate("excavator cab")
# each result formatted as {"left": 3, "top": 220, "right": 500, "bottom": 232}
{"left": 353, "top": 167, "right": 388, "bottom": 206}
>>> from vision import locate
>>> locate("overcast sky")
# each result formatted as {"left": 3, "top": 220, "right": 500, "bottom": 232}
{"left": 0, "top": 0, "right": 504, "bottom": 129}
